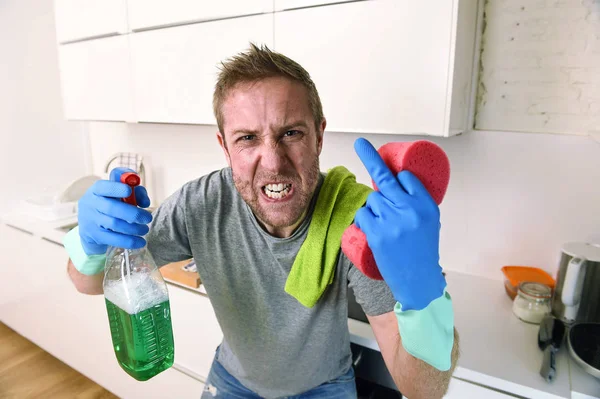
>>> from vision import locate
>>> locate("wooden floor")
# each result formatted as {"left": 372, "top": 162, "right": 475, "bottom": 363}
{"left": 0, "top": 322, "right": 117, "bottom": 399}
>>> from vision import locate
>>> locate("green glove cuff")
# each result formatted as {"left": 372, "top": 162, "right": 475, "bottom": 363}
{"left": 62, "top": 226, "right": 106, "bottom": 276}
{"left": 395, "top": 290, "right": 455, "bottom": 371}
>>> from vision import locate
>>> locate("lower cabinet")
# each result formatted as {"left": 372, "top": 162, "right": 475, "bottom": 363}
{"left": 168, "top": 282, "right": 224, "bottom": 380}
{"left": 0, "top": 224, "right": 214, "bottom": 398}
{"left": 0, "top": 224, "right": 67, "bottom": 305}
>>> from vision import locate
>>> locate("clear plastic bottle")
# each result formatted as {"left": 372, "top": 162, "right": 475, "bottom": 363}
{"left": 103, "top": 172, "right": 174, "bottom": 381}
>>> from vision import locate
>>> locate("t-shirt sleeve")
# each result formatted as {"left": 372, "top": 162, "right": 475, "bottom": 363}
{"left": 345, "top": 253, "right": 397, "bottom": 316}
{"left": 146, "top": 187, "right": 193, "bottom": 267}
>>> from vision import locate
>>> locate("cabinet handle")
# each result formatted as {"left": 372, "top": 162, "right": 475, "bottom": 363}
{"left": 42, "top": 237, "right": 64, "bottom": 247}
{"left": 451, "top": 376, "right": 529, "bottom": 398}
{"left": 59, "top": 31, "right": 120, "bottom": 45}
{"left": 172, "top": 362, "right": 207, "bottom": 383}
{"left": 5, "top": 223, "right": 33, "bottom": 235}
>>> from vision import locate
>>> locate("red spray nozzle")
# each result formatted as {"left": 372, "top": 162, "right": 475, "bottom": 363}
{"left": 121, "top": 172, "right": 141, "bottom": 206}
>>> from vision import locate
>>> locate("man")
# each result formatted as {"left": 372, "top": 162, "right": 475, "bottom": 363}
{"left": 64, "top": 44, "right": 459, "bottom": 398}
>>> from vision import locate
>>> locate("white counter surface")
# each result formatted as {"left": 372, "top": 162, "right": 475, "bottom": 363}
{"left": 2, "top": 213, "right": 598, "bottom": 398}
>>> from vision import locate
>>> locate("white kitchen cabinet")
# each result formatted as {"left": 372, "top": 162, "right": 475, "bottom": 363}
{"left": 54, "top": 0, "right": 128, "bottom": 43}
{"left": 6, "top": 278, "right": 204, "bottom": 399}
{"left": 274, "top": 0, "right": 479, "bottom": 136}
{"left": 444, "top": 377, "right": 515, "bottom": 398}
{"left": 0, "top": 224, "right": 67, "bottom": 306}
{"left": 127, "top": 0, "right": 273, "bottom": 31}
{"left": 131, "top": 14, "right": 273, "bottom": 124}
{"left": 0, "top": 225, "right": 205, "bottom": 399}
{"left": 54, "top": 274, "right": 205, "bottom": 399}
{"left": 168, "top": 284, "right": 223, "bottom": 380}
{"left": 57, "top": 35, "right": 135, "bottom": 122}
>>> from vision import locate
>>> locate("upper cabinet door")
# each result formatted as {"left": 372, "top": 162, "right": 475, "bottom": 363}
{"left": 54, "top": 0, "right": 128, "bottom": 43}
{"left": 274, "top": 0, "right": 478, "bottom": 136}
{"left": 274, "top": 0, "right": 353, "bottom": 11}
{"left": 127, "top": 0, "right": 273, "bottom": 31}
{"left": 131, "top": 14, "right": 273, "bottom": 125}
{"left": 58, "top": 36, "right": 134, "bottom": 122}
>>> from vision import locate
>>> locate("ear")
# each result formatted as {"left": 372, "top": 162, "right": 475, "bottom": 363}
{"left": 316, "top": 118, "right": 326, "bottom": 155}
{"left": 217, "top": 132, "right": 231, "bottom": 167}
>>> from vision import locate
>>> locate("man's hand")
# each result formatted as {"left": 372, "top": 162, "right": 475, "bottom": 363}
{"left": 78, "top": 167, "right": 152, "bottom": 255}
{"left": 353, "top": 138, "right": 446, "bottom": 311}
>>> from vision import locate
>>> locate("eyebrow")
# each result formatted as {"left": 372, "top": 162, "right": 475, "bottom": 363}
{"left": 231, "top": 121, "right": 310, "bottom": 136}
{"left": 279, "top": 121, "right": 309, "bottom": 131}
{"left": 231, "top": 129, "right": 259, "bottom": 137}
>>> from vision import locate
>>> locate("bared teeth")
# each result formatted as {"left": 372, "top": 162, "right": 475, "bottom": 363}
{"left": 263, "top": 183, "right": 291, "bottom": 199}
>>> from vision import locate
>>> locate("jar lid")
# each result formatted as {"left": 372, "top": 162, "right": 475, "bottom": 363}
{"left": 519, "top": 282, "right": 552, "bottom": 299}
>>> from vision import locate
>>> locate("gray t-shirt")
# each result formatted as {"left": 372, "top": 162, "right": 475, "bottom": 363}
{"left": 147, "top": 167, "right": 396, "bottom": 398}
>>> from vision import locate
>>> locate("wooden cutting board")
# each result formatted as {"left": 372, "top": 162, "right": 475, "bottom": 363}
{"left": 159, "top": 259, "right": 201, "bottom": 289}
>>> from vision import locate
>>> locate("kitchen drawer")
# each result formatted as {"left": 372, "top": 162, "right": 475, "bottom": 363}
{"left": 168, "top": 283, "right": 223, "bottom": 380}
{"left": 0, "top": 223, "right": 68, "bottom": 305}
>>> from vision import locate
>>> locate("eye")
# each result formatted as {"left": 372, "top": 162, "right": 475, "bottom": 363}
{"left": 284, "top": 130, "right": 302, "bottom": 137}
{"left": 239, "top": 134, "right": 255, "bottom": 141}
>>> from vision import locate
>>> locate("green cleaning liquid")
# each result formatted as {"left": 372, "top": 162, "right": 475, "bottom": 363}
{"left": 104, "top": 274, "right": 174, "bottom": 381}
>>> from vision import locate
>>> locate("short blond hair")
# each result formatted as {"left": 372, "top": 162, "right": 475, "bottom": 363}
{"left": 213, "top": 43, "right": 324, "bottom": 134}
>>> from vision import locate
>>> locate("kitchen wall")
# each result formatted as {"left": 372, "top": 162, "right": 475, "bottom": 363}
{"left": 88, "top": 122, "right": 600, "bottom": 281}
{"left": 476, "top": 0, "right": 600, "bottom": 134}
{"left": 0, "top": 0, "right": 88, "bottom": 211}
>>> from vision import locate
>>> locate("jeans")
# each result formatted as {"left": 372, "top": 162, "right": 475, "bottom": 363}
{"left": 201, "top": 348, "right": 357, "bottom": 399}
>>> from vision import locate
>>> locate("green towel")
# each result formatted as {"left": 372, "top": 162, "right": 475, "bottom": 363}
{"left": 285, "top": 166, "right": 373, "bottom": 308}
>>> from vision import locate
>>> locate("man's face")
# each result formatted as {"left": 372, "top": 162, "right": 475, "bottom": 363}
{"left": 218, "top": 76, "right": 325, "bottom": 237}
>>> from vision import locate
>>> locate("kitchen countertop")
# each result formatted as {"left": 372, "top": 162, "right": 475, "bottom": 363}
{"left": 2, "top": 213, "right": 598, "bottom": 398}
{"left": 347, "top": 271, "right": 599, "bottom": 399}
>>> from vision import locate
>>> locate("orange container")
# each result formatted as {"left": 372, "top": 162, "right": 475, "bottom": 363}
{"left": 501, "top": 266, "right": 556, "bottom": 300}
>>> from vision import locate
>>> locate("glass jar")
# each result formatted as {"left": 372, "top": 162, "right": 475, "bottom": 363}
{"left": 512, "top": 282, "right": 552, "bottom": 324}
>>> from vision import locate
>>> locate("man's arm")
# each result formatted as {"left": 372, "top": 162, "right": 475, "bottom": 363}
{"left": 67, "top": 259, "right": 104, "bottom": 295}
{"left": 368, "top": 311, "right": 460, "bottom": 399}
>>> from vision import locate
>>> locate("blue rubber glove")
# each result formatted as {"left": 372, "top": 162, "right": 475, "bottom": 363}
{"left": 353, "top": 138, "right": 447, "bottom": 311}
{"left": 77, "top": 167, "right": 152, "bottom": 255}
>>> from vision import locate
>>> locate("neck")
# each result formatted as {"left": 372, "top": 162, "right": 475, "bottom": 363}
{"left": 257, "top": 208, "right": 308, "bottom": 238}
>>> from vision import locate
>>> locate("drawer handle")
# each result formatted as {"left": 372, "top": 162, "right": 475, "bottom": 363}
{"left": 42, "top": 237, "right": 64, "bottom": 247}
{"left": 5, "top": 223, "right": 33, "bottom": 235}
{"left": 172, "top": 362, "right": 207, "bottom": 383}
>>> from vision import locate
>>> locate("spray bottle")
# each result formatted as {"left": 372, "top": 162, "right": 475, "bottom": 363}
{"left": 103, "top": 172, "right": 174, "bottom": 381}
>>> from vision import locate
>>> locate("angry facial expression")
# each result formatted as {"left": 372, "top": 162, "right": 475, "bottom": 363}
{"left": 218, "top": 77, "right": 325, "bottom": 237}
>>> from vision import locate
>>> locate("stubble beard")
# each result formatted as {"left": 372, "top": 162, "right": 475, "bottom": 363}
{"left": 232, "top": 158, "right": 320, "bottom": 230}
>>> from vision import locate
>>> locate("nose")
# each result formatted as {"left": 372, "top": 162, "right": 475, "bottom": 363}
{"left": 260, "top": 141, "right": 288, "bottom": 173}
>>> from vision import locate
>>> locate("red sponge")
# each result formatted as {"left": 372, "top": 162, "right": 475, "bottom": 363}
{"left": 341, "top": 140, "right": 450, "bottom": 280}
